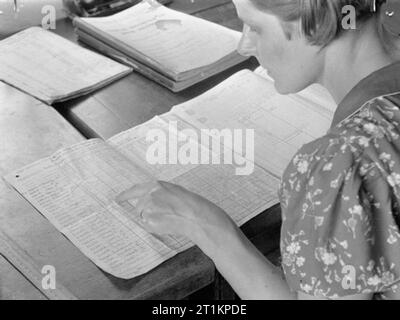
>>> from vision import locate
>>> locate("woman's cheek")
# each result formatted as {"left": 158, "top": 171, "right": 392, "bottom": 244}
{"left": 259, "top": 40, "right": 285, "bottom": 71}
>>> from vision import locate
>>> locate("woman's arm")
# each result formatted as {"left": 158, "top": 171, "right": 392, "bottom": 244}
{"left": 211, "top": 228, "right": 373, "bottom": 300}
{"left": 117, "top": 181, "right": 373, "bottom": 300}
{"left": 117, "top": 181, "right": 296, "bottom": 300}
{"left": 203, "top": 223, "right": 297, "bottom": 300}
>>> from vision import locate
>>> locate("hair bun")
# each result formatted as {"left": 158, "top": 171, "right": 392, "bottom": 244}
{"left": 380, "top": 0, "right": 400, "bottom": 36}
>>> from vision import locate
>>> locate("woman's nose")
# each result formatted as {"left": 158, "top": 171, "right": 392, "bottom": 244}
{"left": 237, "top": 24, "right": 258, "bottom": 57}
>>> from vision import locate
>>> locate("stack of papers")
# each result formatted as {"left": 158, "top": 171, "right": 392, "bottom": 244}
{"left": 74, "top": 0, "right": 248, "bottom": 92}
{"left": 0, "top": 27, "right": 132, "bottom": 105}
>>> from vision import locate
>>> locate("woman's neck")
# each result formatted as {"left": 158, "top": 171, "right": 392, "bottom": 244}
{"left": 319, "top": 19, "right": 395, "bottom": 105}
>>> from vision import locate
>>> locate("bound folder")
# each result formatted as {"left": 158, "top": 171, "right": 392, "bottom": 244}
{"left": 73, "top": 0, "right": 248, "bottom": 92}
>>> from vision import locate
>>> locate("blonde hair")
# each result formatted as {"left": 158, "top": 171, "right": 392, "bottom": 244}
{"left": 250, "top": 0, "right": 400, "bottom": 57}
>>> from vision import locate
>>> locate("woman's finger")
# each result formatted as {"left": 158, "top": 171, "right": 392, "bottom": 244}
{"left": 116, "top": 181, "right": 156, "bottom": 203}
{"left": 136, "top": 191, "right": 171, "bottom": 221}
{"left": 136, "top": 193, "right": 154, "bottom": 220}
{"left": 141, "top": 211, "right": 188, "bottom": 236}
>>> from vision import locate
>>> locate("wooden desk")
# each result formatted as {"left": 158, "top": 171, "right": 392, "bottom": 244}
{"left": 0, "top": 82, "right": 281, "bottom": 301}
{"left": 0, "top": 83, "right": 221, "bottom": 300}
{"left": 0, "top": 0, "right": 281, "bottom": 300}
{"left": 0, "top": 82, "right": 84, "bottom": 299}
{"left": 0, "top": 256, "right": 44, "bottom": 299}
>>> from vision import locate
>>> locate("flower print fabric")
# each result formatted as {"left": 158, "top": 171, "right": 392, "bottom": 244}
{"left": 278, "top": 62, "right": 400, "bottom": 299}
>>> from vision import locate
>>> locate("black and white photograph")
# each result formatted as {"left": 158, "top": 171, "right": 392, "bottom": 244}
{"left": 1, "top": 0, "right": 400, "bottom": 305}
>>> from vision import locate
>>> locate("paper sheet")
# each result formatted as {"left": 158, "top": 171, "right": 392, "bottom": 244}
{"left": 4, "top": 140, "right": 176, "bottom": 279}
{"left": 0, "top": 27, "right": 131, "bottom": 104}
{"left": 168, "top": 70, "right": 335, "bottom": 177}
{"left": 77, "top": 1, "right": 241, "bottom": 75}
{"left": 108, "top": 116, "right": 280, "bottom": 229}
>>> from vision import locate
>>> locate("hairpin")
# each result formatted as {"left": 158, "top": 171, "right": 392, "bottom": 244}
{"left": 371, "top": 0, "right": 377, "bottom": 13}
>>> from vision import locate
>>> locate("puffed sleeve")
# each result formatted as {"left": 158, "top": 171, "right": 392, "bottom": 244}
{"left": 279, "top": 118, "right": 400, "bottom": 299}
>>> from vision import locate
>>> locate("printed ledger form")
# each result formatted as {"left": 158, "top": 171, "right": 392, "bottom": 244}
{"left": 0, "top": 27, "right": 132, "bottom": 105}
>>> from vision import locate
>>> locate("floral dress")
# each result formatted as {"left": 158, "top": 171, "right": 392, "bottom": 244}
{"left": 279, "top": 61, "right": 400, "bottom": 299}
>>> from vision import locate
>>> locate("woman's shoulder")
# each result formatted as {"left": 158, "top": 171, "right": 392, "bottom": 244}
{"left": 334, "top": 92, "right": 400, "bottom": 144}
{"left": 280, "top": 93, "right": 400, "bottom": 214}
{"left": 295, "top": 92, "right": 400, "bottom": 171}
{"left": 279, "top": 95, "right": 400, "bottom": 299}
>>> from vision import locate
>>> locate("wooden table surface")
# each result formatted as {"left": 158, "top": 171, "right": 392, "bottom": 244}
{"left": 0, "top": 0, "right": 282, "bottom": 300}
{"left": 0, "top": 82, "right": 223, "bottom": 300}
{"left": 0, "top": 82, "right": 281, "bottom": 299}
{"left": 0, "top": 82, "right": 84, "bottom": 299}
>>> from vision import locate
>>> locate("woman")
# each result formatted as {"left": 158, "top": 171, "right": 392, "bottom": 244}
{"left": 117, "top": 0, "right": 400, "bottom": 300}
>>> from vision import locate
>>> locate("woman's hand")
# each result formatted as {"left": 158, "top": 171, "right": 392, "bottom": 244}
{"left": 117, "top": 181, "right": 296, "bottom": 300}
{"left": 116, "top": 181, "right": 239, "bottom": 257}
